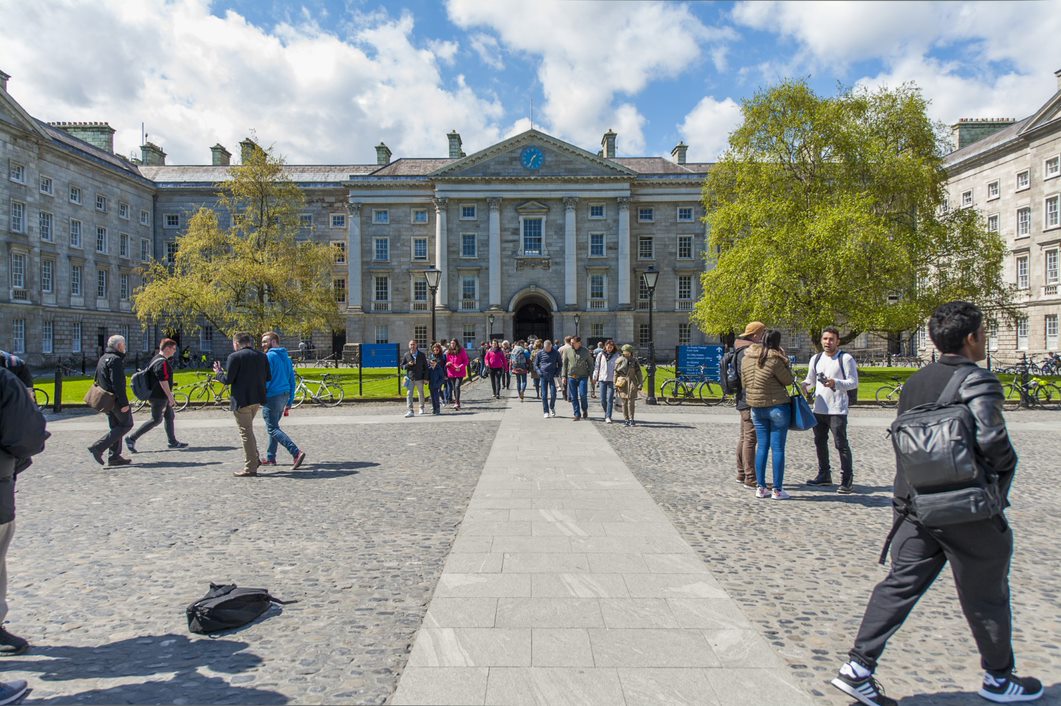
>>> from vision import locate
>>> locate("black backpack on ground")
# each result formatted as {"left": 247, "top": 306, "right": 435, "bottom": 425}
{"left": 720, "top": 348, "right": 740, "bottom": 395}
{"left": 186, "top": 583, "right": 295, "bottom": 634}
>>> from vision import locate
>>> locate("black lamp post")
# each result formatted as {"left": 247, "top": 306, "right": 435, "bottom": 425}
{"left": 574, "top": 313, "right": 581, "bottom": 338}
{"left": 488, "top": 313, "right": 496, "bottom": 342}
{"left": 424, "top": 266, "right": 441, "bottom": 343}
{"left": 642, "top": 266, "right": 659, "bottom": 405}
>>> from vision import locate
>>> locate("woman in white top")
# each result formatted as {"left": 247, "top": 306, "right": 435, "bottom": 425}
{"left": 592, "top": 339, "right": 621, "bottom": 423}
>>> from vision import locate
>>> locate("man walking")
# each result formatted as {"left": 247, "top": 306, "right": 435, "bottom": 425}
{"left": 802, "top": 326, "right": 859, "bottom": 493}
{"left": 213, "top": 332, "right": 270, "bottom": 477}
{"left": 126, "top": 338, "right": 187, "bottom": 454}
{"left": 534, "top": 339, "right": 561, "bottom": 418}
{"left": 260, "top": 332, "right": 305, "bottom": 469}
{"left": 561, "top": 336, "right": 593, "bottom": 421}
{"left": 558, "top": 336, "right": 573, "bottom": 401}
{"left": 730, "top": 322, "right": 764, "bottom": 487}
{"left": 402, "top": 340, "right": 429, "bottom": 418}
{"left": 88, "top": 335, "right": 134, "bottom": 467}
{"left": 830, "top": 301, "right": 1041, "bottom": 705}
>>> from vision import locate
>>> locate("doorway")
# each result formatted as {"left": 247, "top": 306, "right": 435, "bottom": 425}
{"left": 513, "top": 300, "right": 553, "bottom": 342}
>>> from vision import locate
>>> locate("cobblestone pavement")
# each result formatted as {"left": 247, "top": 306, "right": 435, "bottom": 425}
{"left": 596, "top": 405, "right": 1061, "bottom": 705}
{"left": 5, "top": 380, "right": 500, "bottom": 704}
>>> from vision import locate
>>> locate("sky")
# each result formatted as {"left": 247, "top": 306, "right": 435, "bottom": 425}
{"left": 1, "top": 0, "right": 1060, "bottom": 166}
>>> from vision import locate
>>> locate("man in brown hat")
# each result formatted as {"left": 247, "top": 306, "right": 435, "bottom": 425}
{"left": 732, "top": 321, "right": 765, "bottom": 487}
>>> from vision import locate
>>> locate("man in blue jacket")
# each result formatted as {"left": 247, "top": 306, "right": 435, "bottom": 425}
{"left": 260, "top": 332, "right": 305, "bottom": 470}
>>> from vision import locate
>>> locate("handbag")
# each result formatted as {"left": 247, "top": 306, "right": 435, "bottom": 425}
{"left": 789, "top": 386, "right": 817, "bottom": 431}
{"left": 84, "top": 384, "right": 116, "bottom": 413}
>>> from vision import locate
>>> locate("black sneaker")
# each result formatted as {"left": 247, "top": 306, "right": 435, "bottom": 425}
{"left": 0, "top": 627, "right": 29, "bottom": 656}
{"left": 168, "top": 441, "right": 188, "bottom": 449}
{"left": 831, "top": 671, "right": 897, "bottom": 706}
{"left": 125, "top": 438, "right": 137, "bottom": 454}
{"left": 88, "top": 447, "right": 104, "bottom": 466}
{"left": 979, "top": 672, "right": 1043, "bottom": 703}
{"left": 838, "top": 483, "right": 854, "bottom": 494}
{"left": 0, "top": 679, "right": 28, "bottom": 705}
{"left": 107, "top": 456, "right": 132, "bottom": 467}
{"left": 806, "top": 475, "right": 833, "bottom": 486}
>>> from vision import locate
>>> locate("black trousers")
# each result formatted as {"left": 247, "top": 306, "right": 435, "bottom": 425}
{"left": 128, "top": 399, "right": 177, "bottom": 445}
{"left": 812, "top": 413, "right": 853, "bottom": 483}
{"left": 851, "top": 515, "right": 1014, "bottom": 674}
{"left": 490, "top": 368, "right": 503, "bottom": 397}
{"left": 90, "top": 408, "right": 134, "bottom": 459}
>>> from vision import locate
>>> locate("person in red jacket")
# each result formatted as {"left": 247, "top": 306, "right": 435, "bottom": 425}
{"left": 445, "top": 339, "right": 469, "bottom": 411}
{"left": 484, "top": 340, "right": 507, "bottom": 399}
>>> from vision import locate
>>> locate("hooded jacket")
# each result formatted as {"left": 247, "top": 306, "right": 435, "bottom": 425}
{"left": 265, "top": 347, "right": 297, "bottom": 405}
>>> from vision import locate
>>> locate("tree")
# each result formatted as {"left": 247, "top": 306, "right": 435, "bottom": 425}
{"left": 692, "top": 80, "right": 1014, "bottom": 350}
{"left": 134, "top": 143, "right": 341, "bottom": 340}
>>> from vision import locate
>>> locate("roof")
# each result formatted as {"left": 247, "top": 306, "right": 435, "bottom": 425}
{"left": 613, "top": 157, "right": 705, "bottom": 175}
{"left": 369, "top": 158, "right": 455, "bottom": 176}
{"left": 944, "top": 88, "right": 1061, "bottom": 169}
{"left": 140, "top": 164, "right": 377, "bottom": 185}
{"left": 36, "top": 120, "right": 147, "bottom": 180}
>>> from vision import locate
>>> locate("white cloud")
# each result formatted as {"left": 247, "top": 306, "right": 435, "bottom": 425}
{"left": 0, "top": 0, "right": 505, "bottom": 163}
{"left": 677, "top": 96, "right": 743, "bottom": 162}
{"left": 469, "top": 33, "right": 505, "bottom": 70}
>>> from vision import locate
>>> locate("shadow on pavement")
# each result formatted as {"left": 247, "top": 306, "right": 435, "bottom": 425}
{"left": 898, "top": 682, "right": 1061, "bottom": 704}
{"left": 184, "top": 446, "right": 238, "bottom": 452}
{"left": 267, "top": 461, "right": 379, "bottom": 479}
{"left": 130, "top": 461, "right": 223, "bottom": 469}
{"left": 794, "top": 493, "right": 893, "bottom": 508}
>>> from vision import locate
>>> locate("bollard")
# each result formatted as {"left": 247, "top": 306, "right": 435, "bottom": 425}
{"left": 53, "top": 365, "right": 63, "bottom": 413}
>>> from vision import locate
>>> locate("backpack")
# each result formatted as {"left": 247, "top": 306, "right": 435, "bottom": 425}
{"left": 811, "top": 351, "right": 858, "bottom": 405}
{"left": 720, "top": 348, "right": 740, "bottom": 395}
{"left": 186, "top": 583, "right": 294, "bottom": 634}
{"left": 130, "top": 368, "right": 154, "bottom": 401}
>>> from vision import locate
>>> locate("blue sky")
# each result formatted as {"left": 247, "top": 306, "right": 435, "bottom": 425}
{"left": 2, "top": 0, "right": 1059, "bottom": 165}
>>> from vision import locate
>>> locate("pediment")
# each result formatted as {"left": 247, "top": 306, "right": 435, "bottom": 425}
{"left": 1018, "top": 90, "right": 1061, "bottom": 135}
{"left": 0, "top": 91, "right": 50, "bottom": 139}
{"left": 515, "top": 200, "right": 549, "bottom": 214}
{"left": 431, "top": 129, "right": 636, "bottom": 180}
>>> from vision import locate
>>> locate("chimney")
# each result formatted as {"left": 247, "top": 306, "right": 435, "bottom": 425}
{"left": 447, "top": 130, "right": 464, "bottom": 158}
{"left": 240, "top": 137, "right": 263, "bottom": 164}
{"left": 601, "top": 129, "right": 617, "bottom": 159}
{"left": 1055, "top": 68, "right": 1061, "bottom": 90}
{"left": 950, "top": 118, "right": 1017, "bottom": 151}
{"left": 375, "top": 142, "right": 392, "bottom": 165}
{"left": 671, "top": 141, "right": 688, "bottom": 165}
{"left": 140, "top": 141, "right": 167, "bottom": 166}
{"left": 0, "top": 70, "right": 9, "bottom": 92}
{"left": 211, "top": 143, "right": 231, "bottom": 166}
{"left": 50, "top": 121, "right": 116, "bottom": 153}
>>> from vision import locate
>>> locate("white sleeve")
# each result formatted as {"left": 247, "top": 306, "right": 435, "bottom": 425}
{"left": 835, "top": 354, "right": 858, "bottom": 391}
{"left": 802, "top": 353, "right": 817, "bottom": 389}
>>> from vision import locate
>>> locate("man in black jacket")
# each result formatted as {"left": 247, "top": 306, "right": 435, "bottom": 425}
{"left": 402, "top": 340, "right": 428, "bottom": 418}
{"left": 831, "top": 302, "right": 1041, "bottom": 706}
{"left": 214, "top": 332, "right": 270, "bottom": 477}
{"left": 88, "top": 335, "right": 134, "bottom": 467}
{"left": 0, "top": 350, "right": 32, "bottom": 390}
{"left": 126, "top": 338, "right": 187, "bottom": 454}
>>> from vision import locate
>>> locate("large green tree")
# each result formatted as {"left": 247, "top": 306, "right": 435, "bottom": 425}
{"left": 134, "top": 143, "right": 340, "bottom": 339}
{"left": 692, "top": 80, "right": 1013, "bottom": 348}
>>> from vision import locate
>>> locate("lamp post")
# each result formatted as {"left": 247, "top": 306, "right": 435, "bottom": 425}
{"left": 642, "top": 266, "right": 659, "bottom": 405}
{"left": 488, "top": 313, "right": 496, "bottom": 342}
{"left": 574, "top": 313, "right": 581, "bottom": 338}
{"left": 424, "top": 266, "right": 441, "bottom": 344}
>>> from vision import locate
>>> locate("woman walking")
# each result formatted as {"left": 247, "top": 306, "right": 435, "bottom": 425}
{"left": 592, "top": 339, "right": 620, "bottom": 423}
{"left": 485, "top": 340, "right": 507, "bottom": 399}
{"left": 530, "top": 339, "right": 543, "bottom": 398}
{"left": 500, "top": 340, "right": 512, "bottom": 390}
{"left": 741, "top": 330, "right": 795, "bottom": 499}
{"left": 446, "top": 339, "right": 468, "bottom": 411}
{"left": 427, "top": 343, "right": 447, "bottom": 414}
{"left": 534, "top": 339, "right": 561, "bottom": 418}
{"left": 614, "top": 344, "right": 643, "bottom": 426}
{"left": 510, "top": 340, "right": 529, "bottom": 401}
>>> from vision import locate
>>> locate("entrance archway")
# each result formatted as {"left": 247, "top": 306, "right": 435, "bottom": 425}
{"left": 513, "top": 300, "right": 553, "bottom": 342}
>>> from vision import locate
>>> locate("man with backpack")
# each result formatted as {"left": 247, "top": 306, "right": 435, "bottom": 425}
{"left": 831, "top": 301, "right": 1041, "bottom": 705}
{"left": 0, "top": 351, "right": 32, "bottom": 391}
{"left": 126, "top": 338, "right": 187, "bottom": 454}
{"left": 802, "top": 326, "right": 859, "bottom": 493}
{"left": 721, "top": 321, "right": 764, "bottom": 487}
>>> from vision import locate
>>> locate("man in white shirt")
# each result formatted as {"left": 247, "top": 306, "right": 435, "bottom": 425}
{"left": 801, "top": 327, "right": 858, "bottom": 493}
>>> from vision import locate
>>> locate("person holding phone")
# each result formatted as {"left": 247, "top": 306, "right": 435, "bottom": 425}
{"left": 801, "top": 326, "right": 859, "bottom": 493}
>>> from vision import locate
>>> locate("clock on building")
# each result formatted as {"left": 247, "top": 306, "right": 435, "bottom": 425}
{"left": 520, "top": 146, "right": 544, "bottom": 170}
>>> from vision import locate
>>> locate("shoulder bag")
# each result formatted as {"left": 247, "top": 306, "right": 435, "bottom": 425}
{"left": 789, "top": 384, "right": 817, "bottom": 431}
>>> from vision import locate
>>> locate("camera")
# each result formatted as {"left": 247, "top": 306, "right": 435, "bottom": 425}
{"left": 816, "top": 372, "right": 828, "bottom": 384}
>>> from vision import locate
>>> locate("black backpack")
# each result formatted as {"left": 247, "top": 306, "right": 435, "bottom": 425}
{"left": 186, "top": 583, "right": 294, "bottom": 634}
{"left": 720, "top": 348, "right": 740, "bottom": 395}
{"left": 811, "top": 351, "right": 858, "bottom": 405}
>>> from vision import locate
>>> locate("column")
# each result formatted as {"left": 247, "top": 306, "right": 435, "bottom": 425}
{"left": 564, "top": 197, "right": 578, "bottom": 307}
{"left": 617, "top": 197, "right": 631, "bottom": 307}
{"left": 346, "top": 202, "right": 362, "bottom": 310}
{"left": 488, "top": 197, "right": 501, "bottom": 308}
{"left": 434, "top": 197, "right": 449, "bottom": 308}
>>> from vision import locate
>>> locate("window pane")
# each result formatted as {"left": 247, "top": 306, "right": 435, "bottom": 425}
{"left": 523, "top": 218, "right": 542, "bottom": 254}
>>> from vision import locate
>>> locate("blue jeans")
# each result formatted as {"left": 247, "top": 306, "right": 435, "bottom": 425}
{"left": 262, "top": 394, "right": 299, "bottom": 461}
{"left": 515, "top": 373, "right": 527, "bottom": 396}
{"left": 567, "top": 377, "right": 589, "bottom": 418}
{"left": 751, "top": 403, "right": 791, "bottom": 489}
{"left": 598, "top": 381, "right": 615, "bottom": 419}
{"left": 541, "top": 377, "right": 556, "bottom": 413}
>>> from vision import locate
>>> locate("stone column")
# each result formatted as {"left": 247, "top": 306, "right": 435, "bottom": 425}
{"left": 346, "top": 202, "right": 362, "bottom": 310}
{"left": 434, "top": 197, "right": 449, "bottom": 308}
{"left": 564, "top": 197, "right": 578, "bottom": 307}
{"left": 617, "top": 197, "right": 631, "bottom": 307}
{"left": 488, "top": 197, "right": 501, "bottom": 308}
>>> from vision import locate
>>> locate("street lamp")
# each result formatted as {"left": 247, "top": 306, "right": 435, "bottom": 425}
{"left": 642, "top": 266, "right": 659, "bottom": 405}
{"left": 574, "top": 313, "right": 581, "bottom": 338}
{"left": 424, "top": 266, "right": 441, "bottom": 343}
{"left": 488, "top": 313, "right": 496, "bottom": 342}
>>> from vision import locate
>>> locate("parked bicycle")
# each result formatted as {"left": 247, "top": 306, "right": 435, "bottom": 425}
{"left": 31, "top": 387, "right": 49, "bottom": 411}
{"left": 184, "top": 372, "right": 230, "bottom": 409}
{"left": 292, "top": 373, "right": 345, "bottom": 408}
{"left": 875, "top": 377, "right": 905, "bottom": 407}
{"left": 660, "top": 365, "right": 728, "bottom": 406}
{"left": 1002, "top": 376, "right": 1060, "bottom": 410}
{"left": 132, "top": 389, "right": 190, "bottom": 413}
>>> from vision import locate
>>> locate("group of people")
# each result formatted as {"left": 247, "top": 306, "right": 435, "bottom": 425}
{"left": 400, "top": 338, "right": 469, "bottom": 416}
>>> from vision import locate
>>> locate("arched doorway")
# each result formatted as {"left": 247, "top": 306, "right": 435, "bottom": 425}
{"left": 513, "top": 300, "right": 553, "bottom": 342}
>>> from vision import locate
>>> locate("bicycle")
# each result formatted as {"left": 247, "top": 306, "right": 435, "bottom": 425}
{"left": 292, "top": 373, "right": 345, "bottom": 408}
{"left": 874, "top": 377, "right": 905, "bottom": 407}
{"left": 184, "top": 372, "right": 230, "bottom": 409}
{"left": 132, "top": 390, "right": 190, "bottom": 413}
{"left": 660, "top": 365, "right": 728, "bottom": 406}
{"left": 32, "top": 387, "right": 49, "bottom": 411}
{"left": 1002, "top": 376, "right": 1060, "bottom": 410}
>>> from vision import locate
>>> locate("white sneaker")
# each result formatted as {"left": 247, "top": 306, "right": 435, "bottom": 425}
{"left": 550, "top": 411, "right": 557, "bottom": 417}
{"left": 405, "top": 410, "right": 414, "bottom": 418}
{"left": 771, "top": 489, "right": 791, "bottom": 500}
{"left": 544, "top": 412, "right": 550, "bottom": 419}
{"left": 755, "top": 487, "right": 769, "bottom": 499}
{"left": 605, "top": 418, "right": 612, "bottom": 424}
{"left": 419, "top": 406, "right": 425, "bottom": 415}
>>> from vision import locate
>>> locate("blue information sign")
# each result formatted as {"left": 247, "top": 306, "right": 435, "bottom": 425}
{"left": 676, "top": 345, "right": 725, "bottom": 381}
{"left": 361, "top": 343, "right": 399, "bottom": 369}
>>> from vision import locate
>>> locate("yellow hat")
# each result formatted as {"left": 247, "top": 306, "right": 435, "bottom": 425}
{"left": 740, "top": 321, "right": 766, "bottom": 338}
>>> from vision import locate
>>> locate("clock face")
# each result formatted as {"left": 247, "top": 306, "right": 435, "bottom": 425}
{"left": 520, "top": 146, "right": 544, "bottom": 170}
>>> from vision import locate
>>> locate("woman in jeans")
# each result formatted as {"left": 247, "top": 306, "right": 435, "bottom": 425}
{"left": 614, "top": 344, "right": 643, "bottom": 426}
{"left": 484, "top": 340, "right": 507, "bottom": 399}
{"left": 510, "top": 340, "right": 529, "bottom": 401}
{"left": 740, "top": 330, "right": 795, "bottom": 499}
{"left": 534, "top": 339, "right": 561, "bottom": 417}
{"left": 445, "top": 339, "right": 468, "bottom": 411}
{"left": 529, "top": 339, "right": 543, "bottom": 399}
{"left": 592, "top": 339, "right": 620, "bottom": 423}
{"left": 427, "top": 343, "right": 447, "bottom": 414}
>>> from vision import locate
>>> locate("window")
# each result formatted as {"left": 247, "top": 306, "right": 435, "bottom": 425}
{"left": 677, "top": 274, "right": 693, "bottom": 301}
{"left": 1046, "top": 315, "right": 1059, "bottom": 350}
{"left": 987, "top": 214, "right": 999, "bottom": 233}
{"left": 12, "top": 320, "right": 24, "bottom": 354}
{"left": 1045, "top": 195, "right": 1059, "bottom": 229}
{"left": 460, "top": 276, "right": 477, "bottom": 310}
{"left": 463, "top": 325, "right": 476, "bottom": 350}
{"left": 332, "top": 241, "right": 346, "bottom": 264}
{"left": 39, "top": 211, "right": 53, "bottom": 241}
{"left": 412, "top": 208, "right": 429, "bottom": 224}
{"left": 199, "top": 325, "right": 214, "bottom": 351}
{"left": 69, "top": 186, "right": 82, "bottom": 204}
{"left": 139, "top": 209, "right": 150, "bottom": 226}
{"left": 987, "top": 180, "right": 999, "bottom": 200}
{"left": 637, "top": 277, "right": 651, "bottom": 309}
{"left": 120, "top": 273, "right": 130, "bottom": 300}
{"left": 638, "top": 236, "right": 654, "bottom": 259}
{"left": 140, "top": 238, "right": 150, "bottom": 261}
{"left": 41, "top": 259, "right": 53, "bottom": 293}
{"left": 9, "top": 200, "right": 25, "bottom": 232}
{"left": 591, "top": 323, "right": 604, "bottom": 338}
{"left": 1017, "top": 207, "right": 1031, "bottom": 237}
{"left": 374, "top": 324, "right": 389, "bottom": 344}
{"left": 373, "top": 275, "right": 390, "bottom": 302}
{"left": 460, "top": 204, "right": 477, "bottom": 220}
{"left": 414, "top": 325, "right": 428, "bottom": 349}
{"left": 10, "top": 253, "right": 26, "bottom": 288}
{"left": 961, "top": 190, "right": 973, "bottom": 208}
{"left": 331, "top": 213, "right": 346, "bottom": 229}
{"left": 71, "top": 265, "right": 82, "bottom": 297}
{"left": 1045, "top": 155, "right": 1060, "bottom": 180}
{"left": 412, "top": 237, "right": 429, "bottom": 261}
{"left": 95, "top": 194, "right": 107, "bottom": 212}
{"left": 120, "top": 232, "right": 130, "bottom": 258}
{"left": 1016, "top": 317, "right": 1029, "bottom": 350}
{"left": 589, "top": 232, "right": 605, "bottom": 257}
{"left": 589, "top": 203, "right": 605, "bottom": 220}
{"left": 678, "top": 323, "right": 691, "bottom": 345}
{"left": 372, "top": 209, "right": 389, "bottom": 224}
{"left": 987, "top": 321, "right": 998, "bottom": 352}
{"left": 1046, "top": 249, "right": 1058, "bottom": 285}
{"left": 96, "top": 227, "right": 107, "bottom": 253}
{"left": 72, "top": 322, "right": 82, "bottom": 353}
{"left": 299, "top": 214, "right": 313, "bottom": 229}
{"left": 333, "top": 278, "right": 347, "bottom": 303}
{"left": 70, "top": 219, "right": 82, "bottom": 248}
{"left": 589, "top": 274, "right": 606, "bottom": 308}
{"left": 373, "top": 237, "right": 389, "bottom": 262}
{"left": 677, "top": 206, "right": 694, "bottom": 222}
{"left": 8, "top": 161, "right": 25, "bottom": 184}
{"left": 678, "top": 235, "right": 693, "bottom": 259}
{"left": 522, "top": 217, "right": 543, "bottom": 255}
{"left": 461, "top": 233, "right": 477, "bottom": 258}
{"left": 637, "top": 207, "right": 654, "bottom": 222}
{"left": 39, "top": 175, "right": 53, "bottom": 195}
{"left": 638, "top": 323, "right": 651, "bottom": 346}
{"left": 118, "top": 203, "right": 129, "bottom": 220}
{"left": 1016, "top": 170, "right": 1029, "bottom": 191}
{"left": 165, "top": 241, "right": 177, "bottom": 266}
{"left": 96, "top": 269, "right": 108, "bottom": 299}
{"left": 414, "top": 279, "right": 430, "bottom": 310}
{"left": 164, "top": 213, "right": 180, "bottom": 228}
{"left": 1016, "top": 254, "right": 1029, "bottom": 289}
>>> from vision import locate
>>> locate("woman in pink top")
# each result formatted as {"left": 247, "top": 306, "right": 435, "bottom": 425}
{"left": 484, "top": 340, "right": 507, "bottom": 399}
{"left": 445, "top": 339, "right": 469, "bottom": 411}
